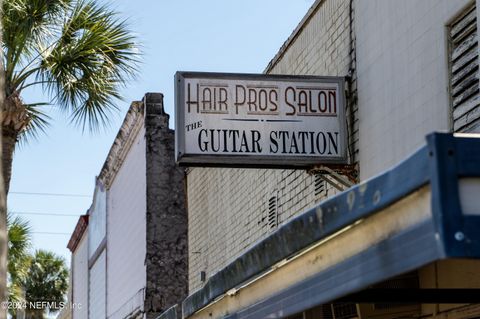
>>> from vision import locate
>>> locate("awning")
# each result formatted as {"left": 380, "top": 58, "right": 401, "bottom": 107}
{"left": 161, "top": 132, "right": 480, "bottom": 319}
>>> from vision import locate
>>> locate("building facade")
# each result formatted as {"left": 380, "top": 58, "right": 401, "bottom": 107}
{"left": 67, "top": 93, "right": 188, "bottom": 319}
{"left": 172, "top": 1, "right": 480, "bottom": 318}
{"left": 187, "top": 0, "right": 356, "bottom": 293}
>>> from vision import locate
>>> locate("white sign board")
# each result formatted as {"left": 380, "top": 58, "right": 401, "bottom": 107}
{"left": 175, "top": 72, "right": 347, "bottom": 167}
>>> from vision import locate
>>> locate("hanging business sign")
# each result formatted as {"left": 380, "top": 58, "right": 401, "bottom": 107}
{"left": 175, "top": 72, "right": 347, "bottom": 168}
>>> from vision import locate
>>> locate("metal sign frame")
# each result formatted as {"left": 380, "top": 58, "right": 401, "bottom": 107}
{"left": 175, "top": 71, "right": 348, "bottom": 168}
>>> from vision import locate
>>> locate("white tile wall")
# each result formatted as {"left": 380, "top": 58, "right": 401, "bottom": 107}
{"left": 355, "top": 0, "right": 472, "bottom": 180}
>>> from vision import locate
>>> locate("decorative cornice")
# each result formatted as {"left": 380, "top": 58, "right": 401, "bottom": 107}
{"left": 98, "top": 101, "right": 145, "bottom": 189}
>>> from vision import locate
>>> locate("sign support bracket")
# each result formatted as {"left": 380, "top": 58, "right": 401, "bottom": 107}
{"left": 308, "top": 164, "right": 358, "bottom": 191}
{"left": 318, "top": 174, "right": 346, "bottom": 192}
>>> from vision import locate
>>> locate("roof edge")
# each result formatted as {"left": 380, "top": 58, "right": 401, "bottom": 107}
{"left": 67, "top": 215, "right": 89, "bottom": 252}
{"left": 264, "top": 0, "right": 325, "bottom": 74}
{"left": 98, "top": 101, "right": 144, "bottom": 189}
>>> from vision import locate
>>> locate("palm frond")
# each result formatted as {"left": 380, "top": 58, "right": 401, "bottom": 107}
{"left": 7, "top": 213, "right": 32, "bottom": 284}
{"left": 38, "top": 0, "right": 141, "bottom": 132}
{"left": 3, "top": 0, "right": 71, "bottom": 86}
{"left": 25, "top": 249, "right": 68, "bottom": 308}
{"left": 8, "top": 281, "right": 23, "bottom": 303}
{"left": 18, "top": 103, "right": 52, "bottom": 144}
{"left": 7, "top": 280, "right": 26, "bottom": 317}
{"left": 2, "top": 0, "right": 141, "bottom": 135}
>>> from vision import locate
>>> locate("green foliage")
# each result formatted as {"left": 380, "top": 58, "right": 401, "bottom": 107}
{"left": 7, "top": 217, "right": 69, "bottom": 318}
{"left": 7, "top": 214, "right": 32, "bottom": 305}
{"left": 2, "top": 0, "right": 141, "bottom": 135}
{"left": 24, "top": 250, "right": 69, "bottom": 314}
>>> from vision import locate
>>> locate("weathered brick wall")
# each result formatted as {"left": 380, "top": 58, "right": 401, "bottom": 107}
{"left": 187, "top": 0, "right": 356, "bottom": 293}
{"left": 144, "top": 93, "right": 188, "bottom": 319}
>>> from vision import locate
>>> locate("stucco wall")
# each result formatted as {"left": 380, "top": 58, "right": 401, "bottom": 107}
{"left": 72, "top": 233, "right": 88, "bottom": 319}
{"left": 187, "top": 0, "right": 354, "bottom": 293}
{"left": 355, "top": 0, "right": 472, "bottom": 180}
{"left": 106, "top": 125, "right": 147, "bottom": 318}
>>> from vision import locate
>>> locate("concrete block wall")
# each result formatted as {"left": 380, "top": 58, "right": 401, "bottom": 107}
{"left": 187, "top": 0, "right": 356, "bottom": 293}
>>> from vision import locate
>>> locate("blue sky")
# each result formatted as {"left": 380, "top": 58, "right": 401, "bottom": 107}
{"left": 8, "top": 0, "right": 315, "bottom": 263}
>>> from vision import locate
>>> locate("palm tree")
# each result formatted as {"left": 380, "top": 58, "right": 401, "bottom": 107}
{"left": 1, "top": 2, "right": 139, "bottom": 314}
{"left": 7, "top": 214, "right": 31, "bottom": 295}
{"left": 23, "top": 250, "right": 68, "bottom": 319}
{"left": 2, "top": 0, "right": 140, "bottom": 193}
{"left": 7, "top": 214, "right": 32, "bottom": 318}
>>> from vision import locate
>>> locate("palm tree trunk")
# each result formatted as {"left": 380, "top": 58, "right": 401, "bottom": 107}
{"left": 0, "top": 9, "right": 8, "bottom": 318}
{"left": 0, "top": 129, "right": 9, "bottom": 319}
{"left": 25, "top": 309, "right": 45, "bottom": 319}
{"left": 0, "top": 162, "right": 6, "bottom": 319}
{"left": 1, "top": 85, "right": 29, "bottom": 319}
{"left": 0, "top": 126, "right": 17, "bottom": 319}
{"left": 1, "top": 127, "right": 16, "bottom": 195}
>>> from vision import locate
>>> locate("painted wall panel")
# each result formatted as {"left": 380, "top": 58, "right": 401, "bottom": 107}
{"left": 88, "top": 181, "right": 107, "bottom": 257}
{"left": 106, "top": 125, "right": 147, "bottom": 318}
{"left": 72, "top": 234, "right": 88, "bottom": 319}
{"left": 89, "top": 250, "right": 106, "bottom": 319}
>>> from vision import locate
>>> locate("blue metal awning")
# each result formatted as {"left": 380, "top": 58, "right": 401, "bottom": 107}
{"left": 162, "top": 133, "right": 480, "bottom": 319}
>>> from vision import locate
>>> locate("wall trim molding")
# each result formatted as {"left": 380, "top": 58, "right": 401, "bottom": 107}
{"left": 98, "top": 101, "right": 144, "bottom": 189}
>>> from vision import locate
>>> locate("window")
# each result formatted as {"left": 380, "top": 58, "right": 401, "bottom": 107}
{"left": 267, "top": 193, "right": 278, "bottom": 230}
{"left": 315, "top": 174, "right": 326, "bottom": 201}
{"left": 449, "top": 3, "right": 480, "bottom": 132}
